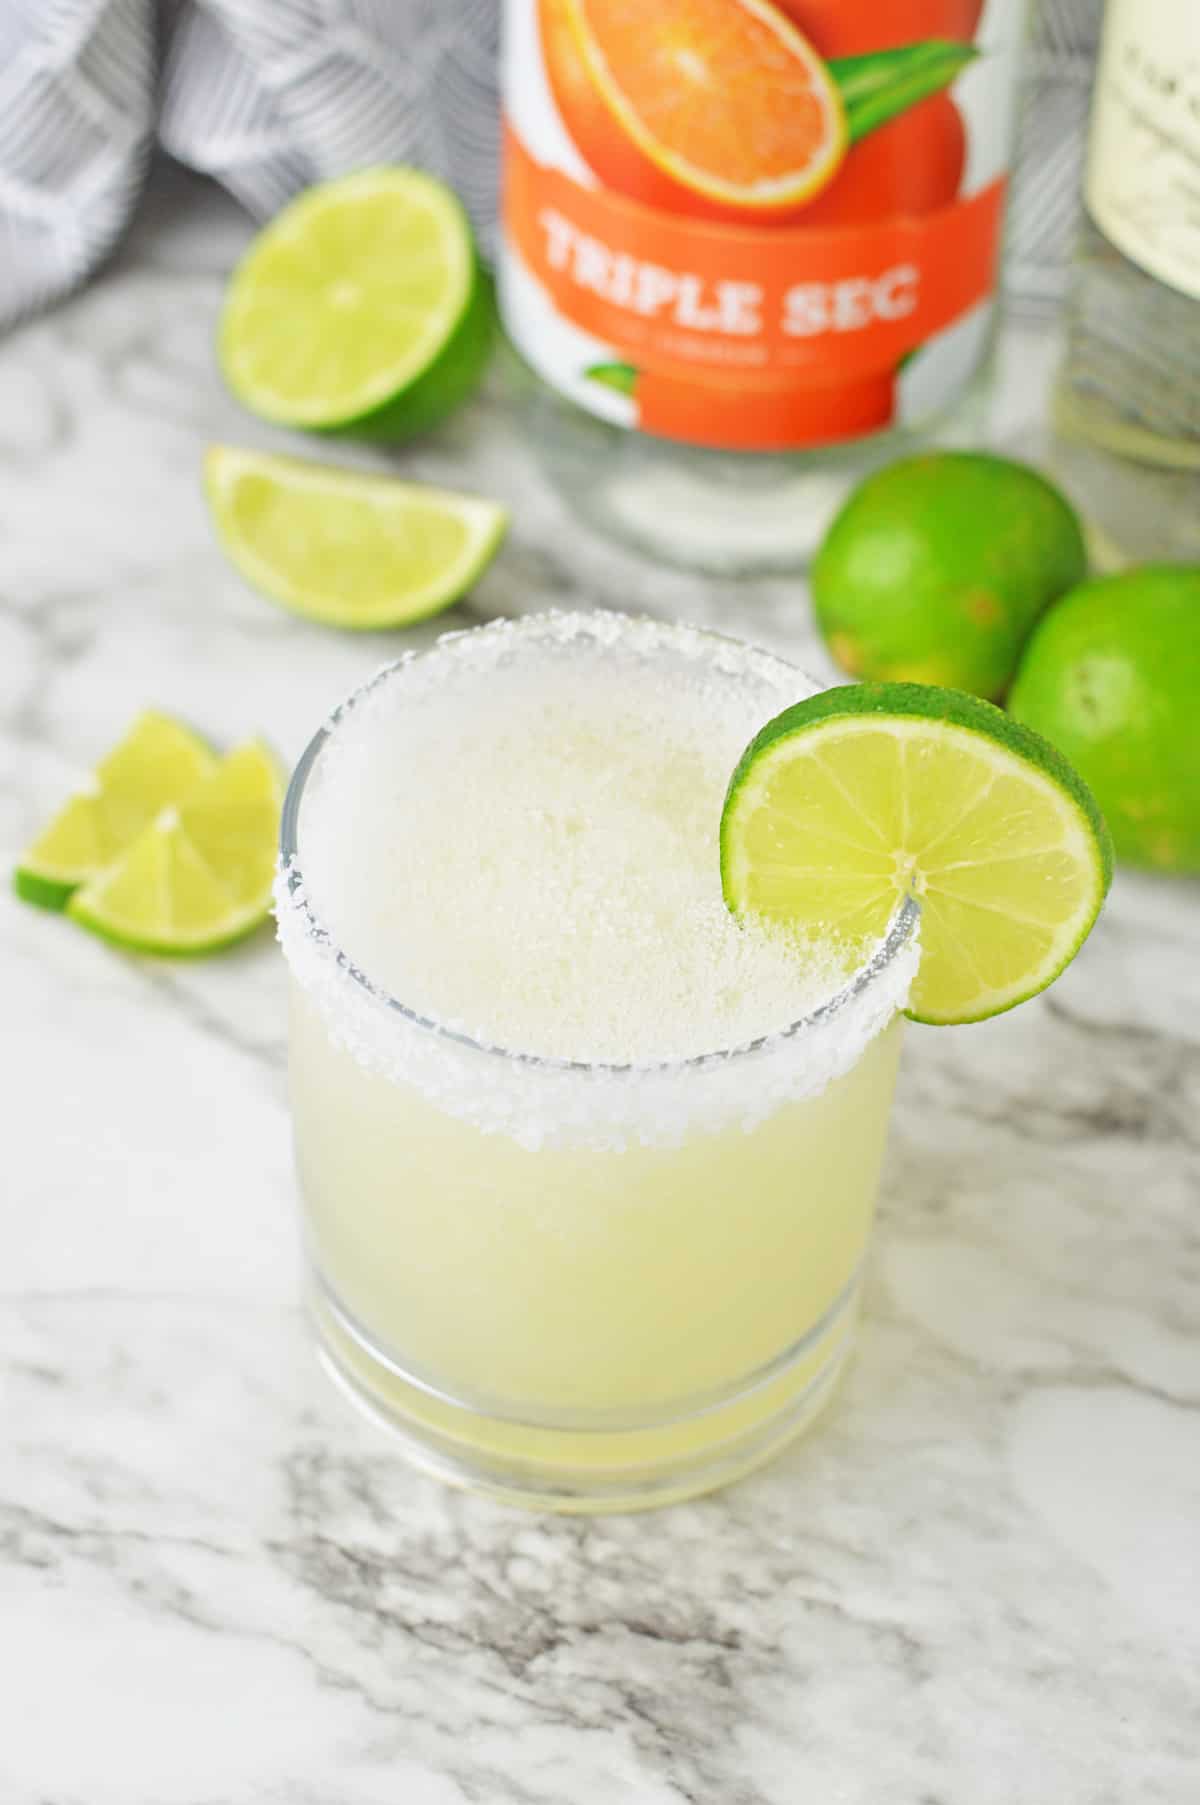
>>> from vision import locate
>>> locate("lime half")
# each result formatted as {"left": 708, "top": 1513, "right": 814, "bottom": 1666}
{"left": 720, "top": 683, "right": 1112, "bottom": 1025}
{"left": 205, "top": 446, "right": 508, "bottom": 629}
{"left": 68, "top": 741, "right": 283, "bottom": 954}
{"left": 15, "top": 711, "right": 218, "bottom": 910}
{"left": 218, "top": 167, "right": 491, "bottom": 439}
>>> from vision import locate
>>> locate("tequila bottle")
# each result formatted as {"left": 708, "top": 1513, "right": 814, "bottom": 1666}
{"left": 1052, "top": 0, "right": 1200, "bottom": 561}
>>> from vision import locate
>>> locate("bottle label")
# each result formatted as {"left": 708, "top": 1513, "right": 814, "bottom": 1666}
{"left": 499, "top": 0, "right": 1020, "bottom": 451}
{"left": 1085, "top": 0, "right": 1200, "bottom": 302}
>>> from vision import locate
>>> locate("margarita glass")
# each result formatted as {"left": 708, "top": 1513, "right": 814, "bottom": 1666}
{"left": 277, "top": 613, "right": 917, "bottom": 1510}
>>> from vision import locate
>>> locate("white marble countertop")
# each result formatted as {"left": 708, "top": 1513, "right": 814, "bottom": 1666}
{"left": 4, "top": 165, "right": 1199, "bottom": 1805}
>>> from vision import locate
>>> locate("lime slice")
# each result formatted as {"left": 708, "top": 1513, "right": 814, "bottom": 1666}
{"left": 720, "top": 683, "right": 1112, "bottom": 1025}
{"left": 67, "top": 741, "right": 284, "bottom": 954}
{"left": 218, "top": 166, "right": 492, "bottom": 439}
{"left": 15, "top": 711, "right": 218, "bottom": 910}
{"left": 205, "top": 446, "right": 508, "bottom": 630}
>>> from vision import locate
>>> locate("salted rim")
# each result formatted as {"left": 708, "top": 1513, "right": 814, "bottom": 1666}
{"left": 277, "top": 610, "right": 919, "bottom": 1075}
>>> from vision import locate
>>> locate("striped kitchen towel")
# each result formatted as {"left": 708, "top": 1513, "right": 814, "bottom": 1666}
{"left": 0, "top": 0, "right": 1098, "bottom": 335}
{"left": 0, "top": 0, "right": 500, "bottom": 333}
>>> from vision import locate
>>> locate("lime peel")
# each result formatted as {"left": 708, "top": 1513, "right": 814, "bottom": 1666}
{"left": 720, "top": 682, "right": 1112, "bottom": 1026}
{"left": 14, "top": 711, "right": 218, "bottom": 910}
{"left": 218, "top": 165, "right": 490, "bottom": 439}
{"left": 204, "top": 446, "right": 508, "bottom": 630}
{"left": 66, "top": 740, "right": 284, "bottom": 956}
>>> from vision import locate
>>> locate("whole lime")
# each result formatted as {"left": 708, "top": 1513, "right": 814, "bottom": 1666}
{"left": 813, "top": 452, "right": 1087, "bottom": 699}
{"left": 1008, "top": 565, "right": 1200, "bottom": 873}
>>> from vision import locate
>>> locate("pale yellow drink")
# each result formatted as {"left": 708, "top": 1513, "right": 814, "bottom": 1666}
{"left": 278, "top": 614, "right": 916, "bottom": 1510}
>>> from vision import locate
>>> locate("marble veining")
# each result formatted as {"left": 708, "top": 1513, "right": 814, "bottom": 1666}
{"left": 2, "top": 164, "right": 1199, "bottom": 1804}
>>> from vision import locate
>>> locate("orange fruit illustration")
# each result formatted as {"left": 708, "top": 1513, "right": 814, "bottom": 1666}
{"left": 774, "top": 0, "right": 983, "bottom": 54}
{"left": 540, "top": 0, "right": 847, "bottom": 222}
{"left": 801, "top": 93, "right": 966, "bottom": 227}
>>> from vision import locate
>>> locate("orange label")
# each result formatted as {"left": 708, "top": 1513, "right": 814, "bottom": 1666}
{"left": 499, "top": 0, "right": 1018, "bottom": 450}
{"left": 506, "top": 124, "right": 1005, "bottom": 384}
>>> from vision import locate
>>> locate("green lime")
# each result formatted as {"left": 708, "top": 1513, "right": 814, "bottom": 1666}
{"left": 813, "top": 453, "right": 1087, "bottom": 701}
{"left": 205, "top": 446, "right": 508, "bottom": 629}
{"left": 721, "top": 682, "right": 1111, "bottom": 1025}
{"left": 15, "top": 711, "right": 218, "bottom": 910}
{"left": 218, "top": 167, "right": 492, "bottom": 440}
{"left": 67, "top": 742, "right": 283, "bottom": 954}
{"left": 1008, "top": 565, "right": 1200, "bottom": 873}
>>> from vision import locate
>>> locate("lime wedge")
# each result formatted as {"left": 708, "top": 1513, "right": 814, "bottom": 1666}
{"left": 204, "top": 446, "right": 508, "bottom": 629}
{"left": 15, "top": 712, "right": 218, "bottom": 910}
{"left": 720, "top": 683, "right": 1112, "bottom": 1025}
{"left": 218, "top": 166, "right": 492, "bottom": 439}
{"left": 67, "top": 741, "right": 284, "bottom": 954}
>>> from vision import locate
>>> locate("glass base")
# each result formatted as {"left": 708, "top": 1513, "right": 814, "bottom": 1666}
{"left": 310, "top": 1273, "right": 861, "bottom": 1514}
{"left": 498, "top": 326, "right": 998, "bottom": 576}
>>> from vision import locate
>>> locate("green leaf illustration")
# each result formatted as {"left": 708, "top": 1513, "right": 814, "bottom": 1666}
{"left": 585, "top": 362, "right": 639, "bottom": 396}
{"left": 829, "top": 40, "right": 979, "bottom": 144}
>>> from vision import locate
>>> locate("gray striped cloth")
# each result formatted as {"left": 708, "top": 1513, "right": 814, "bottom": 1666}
{"left": 0, "top": 0, "right": 1099, "bottom": 335}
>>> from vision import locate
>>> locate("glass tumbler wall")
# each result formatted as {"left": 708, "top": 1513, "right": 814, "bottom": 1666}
{"left": 277, "top": 616, "right": 918, "bottom": 1510}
